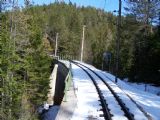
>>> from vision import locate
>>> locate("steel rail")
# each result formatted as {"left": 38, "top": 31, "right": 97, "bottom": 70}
{"left": 71, "top": 61, "right": 112, "bottom": 120}
{"left": 71, "top": 61, "right": 135, "bottom": 120}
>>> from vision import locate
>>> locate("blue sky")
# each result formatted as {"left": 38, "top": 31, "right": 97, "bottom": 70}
{"left": 19, "top": 0, "right": 125, "bottom": 13}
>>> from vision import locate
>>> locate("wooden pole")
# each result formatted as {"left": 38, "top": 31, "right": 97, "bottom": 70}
{"left": 80, "top": 25, "right": 86, "bottom": 62}
{"left": 115, "top": 0, "right": 121, "bottom": 83}
{"left": 55, "top": 33, "right": 58, "bottom": 57}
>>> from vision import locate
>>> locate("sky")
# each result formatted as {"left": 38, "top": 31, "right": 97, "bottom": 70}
{"left": 19, "top": 0, "right": 126, "bottom": 13}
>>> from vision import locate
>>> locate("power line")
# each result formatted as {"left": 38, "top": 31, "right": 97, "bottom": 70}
{"left": 103, "top": 0, "right": 106, "bottom": 10}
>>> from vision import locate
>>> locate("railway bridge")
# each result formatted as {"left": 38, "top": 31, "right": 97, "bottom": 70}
{"left": 40, "top": 57, "right": 153, "bottom": 120}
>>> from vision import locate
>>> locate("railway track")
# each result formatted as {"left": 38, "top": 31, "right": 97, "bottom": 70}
{"left": 99, "top": 71, "right": 153, "bottom": 120}
{"left": 71, "top": 61, "right": 149, "bottom": 120}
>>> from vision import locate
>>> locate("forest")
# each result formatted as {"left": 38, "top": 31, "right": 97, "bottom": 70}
{"left": 0, "top": 0, "right": 160, "bottom": 119}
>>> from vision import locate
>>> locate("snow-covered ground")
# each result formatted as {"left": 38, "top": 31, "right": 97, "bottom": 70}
{"left": 100, "top": 72, "right": 160, "bottom": 120}
{"left": 71, "top": 63, "right": 104, "bottom": 120}
{"left": 62, "top": 61, "right": 160, "bottom": 120}
{"left": 123, "top": 79, "right": 160, "bottom": 95}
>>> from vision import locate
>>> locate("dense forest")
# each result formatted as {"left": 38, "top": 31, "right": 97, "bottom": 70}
{"left": 0, "top": 0, "right": 160, "bottom": 119}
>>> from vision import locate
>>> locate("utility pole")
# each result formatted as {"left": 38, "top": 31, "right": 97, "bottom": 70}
{"left": 0, "top": 0, "right": 2, "bottom": 13}
{"left": 55, "top": 33, "right": 58, "bottom": 57}
{"left": 144, "top": 0, "right": 150, "bottom": 91}
{"left": 115, "top": 0, "right": 122, "bottom": 83}
{"left": 80, "top": 25, "right": 86, "bottom": 62}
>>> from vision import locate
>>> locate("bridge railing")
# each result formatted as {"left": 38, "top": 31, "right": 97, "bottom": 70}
{"left": 51, "top": 54, "right": 79, "bottom": 61}
{"left": 61, "top": 61, "right": 72, "bottom": 102}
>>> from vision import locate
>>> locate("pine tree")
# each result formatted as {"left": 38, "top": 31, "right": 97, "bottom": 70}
{"left": 124, "top": 0, "right": 160, "bottom": 84}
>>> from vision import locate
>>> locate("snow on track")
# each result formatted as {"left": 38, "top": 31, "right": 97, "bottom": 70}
{"left": 71, "top": 63, "right": 104, "bottom": 120}
{"left": 95, "top": 70, "right": 160, "bottom": 120}
{"left": 78, "top": 62, "right": 150, "bottom": 120}
{"left": 62, "top": 61, "right": 160, "bottom": 120}
{"left": 79, "top": 62, "right": 160, "bottom": 120}
{"left": 80, "top": 64, "right": 128, "bottom": 120}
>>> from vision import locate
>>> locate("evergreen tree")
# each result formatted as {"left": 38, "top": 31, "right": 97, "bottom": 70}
{"left": 124, "top": 0, "right": 160, "bottom": 84}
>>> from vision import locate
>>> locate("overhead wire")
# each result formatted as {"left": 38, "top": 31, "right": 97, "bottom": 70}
{"left": 103, "top": 0, "right": 106, "bottom": 10}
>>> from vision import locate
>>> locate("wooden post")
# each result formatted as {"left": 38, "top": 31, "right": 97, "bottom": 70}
{"left": 80, "top": 25, "right": 86, "bottom": 62}
{"left": 55, "top": 33, "right": 58, "bottom": 57}
{"left": 115, "top": 0, "right": 122, "bottom": 83}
